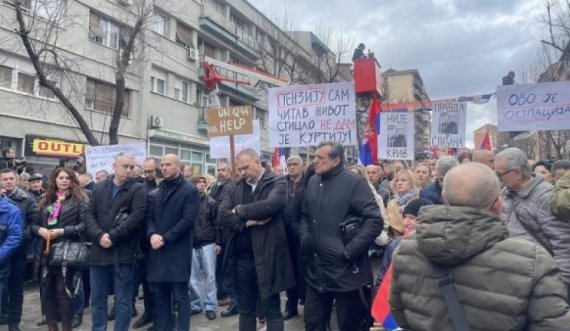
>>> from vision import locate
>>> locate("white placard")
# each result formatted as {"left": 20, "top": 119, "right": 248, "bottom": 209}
{"left": 497, "top": 82, "right": 570, "bottom": 131}
{"left": 430, "top": 102, "right": 467, "bottom": 148}
{"left": 379, "top": 112, "right": 415, "bottom": 160}
{"left": 268, "top": 82, "right": 357, "bottom": 147}
{"left": 86, "top": 143, "right": 146, "bottom": 176}
{"left": 209, "top": 120, "right": 261, "bottom": 158}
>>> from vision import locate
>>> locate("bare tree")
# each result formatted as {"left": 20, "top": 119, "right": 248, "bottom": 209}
{"left": 313, "top": 20, "right": 355, "bottom": 83}
{"left": 9, "top": 0, "right": 154, "bottom": 145}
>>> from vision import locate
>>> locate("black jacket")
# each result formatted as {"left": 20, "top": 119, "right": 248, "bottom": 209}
{"left": 32, "top": 198, "right": 88, "bottom": 245}
{"left": 300, "top": 165, "right": 383, "bottom": 293}
{"left": 147, "top": 175, "right": 200, "bottom": 282}
{"left": 85, "top": 176, "right": 146, "bottom": 265}
{"left": 7, "top": 187, "right": 40, "bottom": 254}
{"left": 216, "top": 170, "right": 295, "bottom": 299}
{"left": 193, "top": 193, "right": 218, "bottom": 248}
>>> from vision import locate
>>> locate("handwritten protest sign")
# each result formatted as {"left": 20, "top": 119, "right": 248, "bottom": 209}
{"left": 431, "top": 102, "right": 467, "bottom": 148}
{"left": 209, "top": 120, "right": 261, "bottom": 158}
{"left": 86, "top": 143, "right": 146, "bottom": 176}
{"left": 497, "top": 82, "right": 570, "bottom": 131}
{"left": 379, "top": 112, "right": 415, "bottom": 160}
{"left": 206, "top": 105, "right": 253, "bottom": 137}
{"left": 268, "top": 82, "right": 357, "bottom": 147}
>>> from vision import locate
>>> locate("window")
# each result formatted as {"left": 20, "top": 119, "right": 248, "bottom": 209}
{"left": 175, "top": 22, "right": 194, "bottom": 48}
{"left": 3, "top": 0, "right": 31, "bottom": 11}
{"left": 35, "top": 0, "right": 62, "bottom": 20}
{"left": 17, "top": 72, "right": 34, "bottom": 94}
{"left": 174, "top": 80, "right": 190, "bottom": 103}
{"left": 152, "top": 11, "right": 167, "bottom": 36}
{"left": 85, "top": 78, "right": 129, "bottom": 116}
{"left": 38, "top": 81, "right": 56, "bottom": 99}
{"left": 256, "top": 109, "right": 266, "bottom": 128}
{"left": 0, "top": 65, "right": 12, "bottom": 89}
{"left": 195, "top": 88, "right": 209, "bottom": 107}
{"left": 89, "top": 11, "right": 120, "bottom": 49}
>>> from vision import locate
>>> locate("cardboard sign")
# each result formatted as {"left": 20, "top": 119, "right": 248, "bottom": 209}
{"left": 379, "top": 112, "right": 415, "bottom": 160}
{"left": 206, "top": 105, "right": 254, "bottom": 137}
{"left": 268, "top": 82, "right": 357, "bottom": 147}
{"left": 86, "top": 143, "right": 146, "bottom": 176}
{"left": 430, "top": 102, "right": 467, "bottom": 148}
{"left": 497, "top": 82, "right": 570, "bottom": 131}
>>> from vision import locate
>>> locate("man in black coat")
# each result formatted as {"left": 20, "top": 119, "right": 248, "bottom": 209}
{"left": 217, "top": 149, "right": 295, "bottom": 331}
{"left": 147, "top": 154, "right": 200, "bottom": 331}
{"left": 0, "top": 168, "right": 40, "bottom": 331}
{"left": 85, "top": 153, "right": 147, "bottom": 331}
{"left": 300, "top": 141, "right": 382, "bottom": 331}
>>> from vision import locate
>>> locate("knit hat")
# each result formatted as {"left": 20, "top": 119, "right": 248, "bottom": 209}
{"left": 403, "top": 198, "right": 433, "bottom": 217}
{"left": 190, "top": 175, "right": 207, "bottom": 185}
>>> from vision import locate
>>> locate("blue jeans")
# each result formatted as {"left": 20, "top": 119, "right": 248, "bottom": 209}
{"left": 189, "top": 243, "right": 218, "bottom": 312}
{"left": 153, "top": 281, "right": 190, "bottom": 331}
{"left": 90, "top": 264, "right": 135, "bottom": 331}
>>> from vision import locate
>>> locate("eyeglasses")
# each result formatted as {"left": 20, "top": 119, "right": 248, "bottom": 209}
{"left": 496, "top": 169, "right": 516, "bottom": 178}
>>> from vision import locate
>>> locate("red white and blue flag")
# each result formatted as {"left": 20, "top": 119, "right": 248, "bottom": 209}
{"left": 272, "top": 147, "right": 288, "bottom": 174}
{"left": 371, "top": 264, "right": 399, "bottom": 330}
{"left": 480, "top": 130, "right": 492, "bottom": 150}
{"left": 359, "top": 95, "right": 381, "bottom": 165}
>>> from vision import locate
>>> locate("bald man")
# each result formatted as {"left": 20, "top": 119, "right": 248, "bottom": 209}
{"left": 473, "top": 150, "right": 495, "bottom": 170}
{"left": 147, "top": 154, "right": 200, "bottom": 331}
{"left": 389, "top": 163, "right": 570, "bottom": 330}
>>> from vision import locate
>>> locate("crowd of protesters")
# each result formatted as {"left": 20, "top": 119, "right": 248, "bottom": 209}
{"left": 1, "top": 142, "right": 570, "bottom": 331}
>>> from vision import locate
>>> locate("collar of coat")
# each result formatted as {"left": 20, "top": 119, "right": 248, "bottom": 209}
{"left": 516, "top": 174, "right": 544, "bottom": 199}
{"left": 237, "top": 169, "right": 278, "bottom": 189}
{"left": 7, "top": 186, "right": 29, "bottom": 201}
{"left": 318, "top": 163, "right": 343, "bottom": 180}
{"left": 104, "top": 175, "right": 137, "bottom": 192}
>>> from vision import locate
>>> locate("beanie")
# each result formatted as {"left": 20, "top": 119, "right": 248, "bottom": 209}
{"left": 403, "top": 198, "right": 433, "bottom": 217}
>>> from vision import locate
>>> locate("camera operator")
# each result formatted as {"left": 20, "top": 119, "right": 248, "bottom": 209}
{"left": 0, "top": 148, "right": 27, "bottom": 175}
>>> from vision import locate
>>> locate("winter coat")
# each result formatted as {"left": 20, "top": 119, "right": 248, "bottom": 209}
{"left": 300, "top": 165, "right": 382, "bottom": 293}
{"left": 31, "top": 198, "right": 88, "bottom": 245}
{"left": 0, "top": 196, "right": 23, "bottom": 265}
{"left": 216, "top": 170, "right": 295, "bottom": 300}
{"left": 373, "top": 238, "right": 400, "bottom": 291}
{"left": 7, "top": 187, "right": 40, "bottom": 254}
{"left": 147, "top": 175, "right": 200, "bottom": 282}
{"left": 193, "top": 193, "right": 218, "bottom": 248}
{"left": 551, "top": 170, "right": 570, "bottom": 220}
{"left": 419, "top": 180, "right": 443, "bottom": 204}
{"left": 390, "top": 205, "right": 570, "bottom": 331}
{"left": 501, "top": 175, "right": 570, "bottom": 283}
{"left": 85, "top": 176, "right": 147, "bottom": 265}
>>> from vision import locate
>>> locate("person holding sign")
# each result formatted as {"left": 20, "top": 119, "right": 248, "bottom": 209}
{"left": 216, "top": 149, "right": 295, "bottom": 331}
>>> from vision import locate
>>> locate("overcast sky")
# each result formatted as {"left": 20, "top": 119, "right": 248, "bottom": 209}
{"left": 247, "top": 0, "right": 546, "bottom": 147}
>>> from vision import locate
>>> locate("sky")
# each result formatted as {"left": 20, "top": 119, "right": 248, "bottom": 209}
{"left": 247, "top": 0, "right": 547, "bottom": 147}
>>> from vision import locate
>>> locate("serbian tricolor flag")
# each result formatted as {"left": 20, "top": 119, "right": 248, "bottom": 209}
{"left": 371, "top": 265, "right": 399, "bottom": 330}
{"left": 359, "top": 95, "right": 381, "bottom": 165}
{"left": 272, "top": 147, "right": 288, "bottom": 174}
{"left": 480, "top": 130, "right": 492, "bottom": 150}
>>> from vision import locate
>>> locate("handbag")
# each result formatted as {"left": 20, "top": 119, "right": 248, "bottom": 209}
{"left": 49, "top": 240, "right": 90, "bottom": 269}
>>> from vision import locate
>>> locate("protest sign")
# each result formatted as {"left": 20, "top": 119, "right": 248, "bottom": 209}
{"left": 86, "top": 143, "right": 146, "bottom": 176}
{"left": 209, "top": 120, "right": 261, "bottom": 158}
{"left": 497, "top": 82, "right": 570, "bottom": 131}
{"left": 430, "top": 102, "right": 467, "bottom": 148}
{"left": 379, "top": 112, "right": 415, "bottom": 160}
{"left": 206, "top": 105, "right": 254, "bottom": 137}
{"left": 268, "top": 82, "right": 357, "bottom": 147}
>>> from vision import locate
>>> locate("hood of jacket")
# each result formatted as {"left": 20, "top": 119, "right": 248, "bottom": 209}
{"left": 416, "top": 205, "right": 509, "bottom": 266}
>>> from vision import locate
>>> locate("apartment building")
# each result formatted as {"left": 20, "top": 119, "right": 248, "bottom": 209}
{"left": 0, "top": 0, "right": 350, "bottom": 176}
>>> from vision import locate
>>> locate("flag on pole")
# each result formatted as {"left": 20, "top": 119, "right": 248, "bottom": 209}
{"left": 480, "top": 130, "right": 492, "bottom": 150}
{"left": 371, "top": 265, "right": 399, "bottom": 330}
{"left": 272, "top": 147, "right": 288, "bottom": 174}
{"left": 359, "top": 95, "right": 381, "bottom": 165}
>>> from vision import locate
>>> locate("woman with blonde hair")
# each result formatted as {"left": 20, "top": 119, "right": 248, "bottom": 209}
{"left": 386, "top": 169, "right": 419, "bottom": 240}
{"left": 32, "top": 167, "right": 89, "bottom": 331}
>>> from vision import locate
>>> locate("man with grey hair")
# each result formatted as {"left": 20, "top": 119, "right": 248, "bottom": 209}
{"left": 390, "top": 163, "right": 570, "bottom": 330}
{"left": 420, "top": 156, "right": 459, "bottom": 204}
{"left": 85, "top": 152, "right": 147, "bottom": 331}
{"left": 301, "top": 141, "right": 382, "bottom": 330}
{"left": 496, "top": 147, "right": 570, "bottom": 298}
{"left": 472, "top": 149, "right": 495, "bottom": 170}
{"left": 217, "top": 148, "right": 295, "bottom": 330}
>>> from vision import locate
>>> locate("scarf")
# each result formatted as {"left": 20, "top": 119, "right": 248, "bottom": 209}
{"left": 396, "top": 189, "right": 415, "bottom": 210}
{"left": 46, "top": 191, "right": 69, "bottom": 227}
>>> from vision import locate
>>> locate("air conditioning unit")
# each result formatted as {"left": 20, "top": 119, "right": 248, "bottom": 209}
{"left": 186, "top": 48, "right": 199, "bottom": 62}
{"left": 150, "top": 115, "right": 163, "bottom": 129}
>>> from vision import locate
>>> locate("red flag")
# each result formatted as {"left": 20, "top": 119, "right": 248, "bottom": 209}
{"left": 480, "top": 130, "right": 492, "bottom": 150}
{"left": 367, "top": 95, "right": 381, "bottom": 164}
{"left": 371, "top": 264, "right": 399, "bottom": 330}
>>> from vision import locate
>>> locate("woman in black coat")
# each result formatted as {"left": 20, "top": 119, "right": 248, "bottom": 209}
{"left": 32, "top": 167, "right": 88, "bottom": 331}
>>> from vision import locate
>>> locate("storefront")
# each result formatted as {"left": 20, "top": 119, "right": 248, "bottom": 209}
{"left": 148, "top": 129, "right": 216, "bottom": 176}
{"left": 24, "top": 135, "right": 87, "bottom": 176}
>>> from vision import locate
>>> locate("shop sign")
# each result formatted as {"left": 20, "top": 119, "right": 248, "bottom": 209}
{"left": 25, "top": 135, "right": 87, "bottom": 158}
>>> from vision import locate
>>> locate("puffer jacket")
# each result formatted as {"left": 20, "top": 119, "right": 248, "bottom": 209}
{"left": 7, "top": 187, "right": 40, "bottom": 255}
{"left": 501, "top": 175, "right": 570, "bottom": 283}
{"left": 390, "top": 205, "right": 570, "bottom": 331}
{"left": 551, "top": 170, "right": 570, "bottom": 220}
{"left": 0, "top": 196, "right": 22, "bottom": 265}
